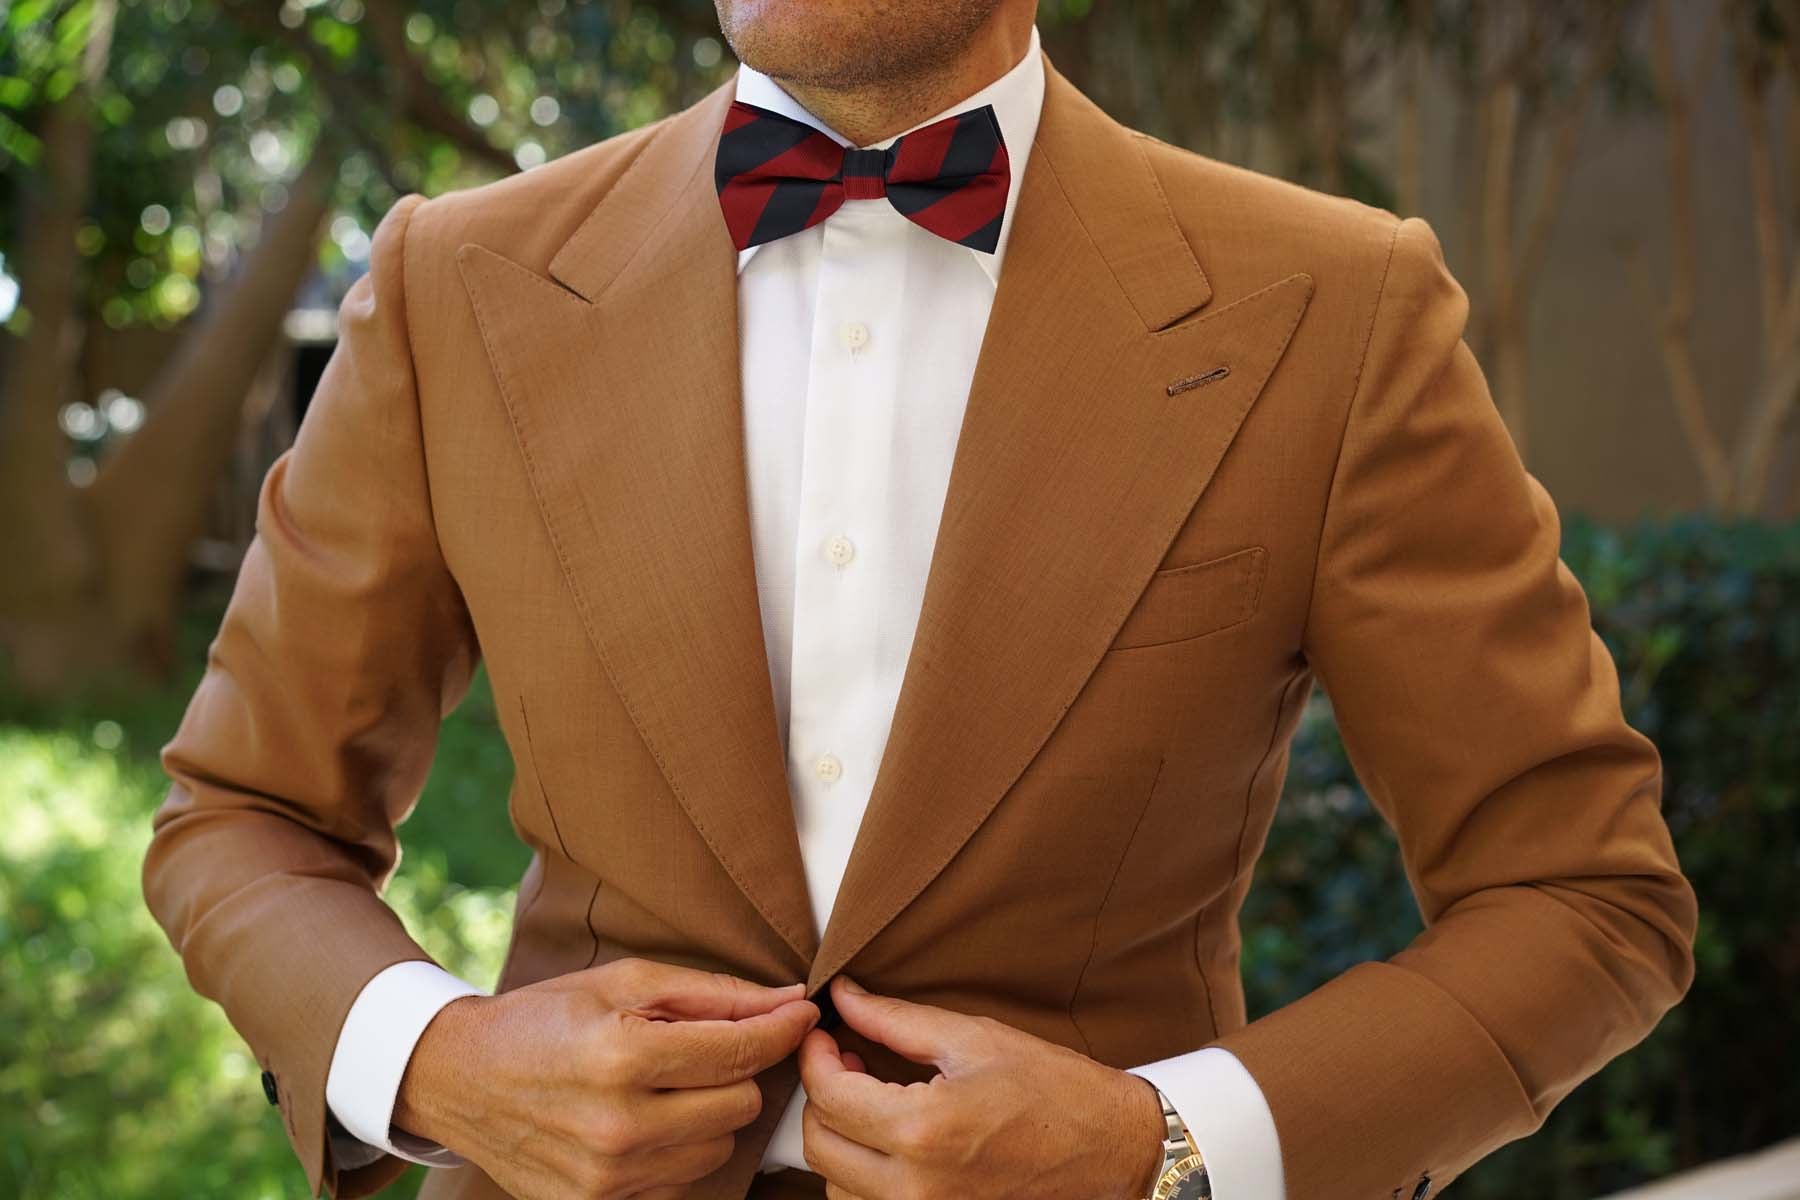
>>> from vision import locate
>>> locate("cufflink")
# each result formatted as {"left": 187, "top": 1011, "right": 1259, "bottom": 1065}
{"left": 261, "top": 1069, "right": 279, "bottom": 1106}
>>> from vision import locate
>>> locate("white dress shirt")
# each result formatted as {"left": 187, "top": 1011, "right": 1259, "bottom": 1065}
{"left": 325, "top": 25, "right": 1285, "bottom": 1198}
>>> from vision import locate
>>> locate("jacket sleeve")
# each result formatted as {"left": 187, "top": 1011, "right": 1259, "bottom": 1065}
{"left": 1207, "top": 216, "right": 1699, "bottom": 1200}
{"left": 141, "top": 191, "right": 480, "bottom": 1199}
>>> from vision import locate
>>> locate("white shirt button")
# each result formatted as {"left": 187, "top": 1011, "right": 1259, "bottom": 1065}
{"left": 824, "top": 534, "right": 855, "bottom": 566}
{"left": 841, "top": 321, "right": 870, "bottom": 353}
{"left": 814, "top": 753, "right": 843, "bottom": 783}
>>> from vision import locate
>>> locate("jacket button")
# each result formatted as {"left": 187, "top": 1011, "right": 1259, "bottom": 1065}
{"left": 1411, "top": 1175, "right": 1432, "bottom": 1200}
{"left": 261, "top": 1070, "right": 279, "bottom": 1106}
{"left": 813, "top": 986, "right": 842, "bottom": 1033}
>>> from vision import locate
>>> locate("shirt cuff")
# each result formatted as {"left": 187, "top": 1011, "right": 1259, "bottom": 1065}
{"left": 325, "top": 960, "right": 485, "bottom": 1168}
{"left": 1129, "top": 1046, "right": 1286, "bottom": 1200}
{"left": 760, "top": 1079, "right": 810, "bottom": 1171}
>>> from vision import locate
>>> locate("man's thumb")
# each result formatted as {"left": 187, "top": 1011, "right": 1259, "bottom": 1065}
{"left": 831, "top": 976, "right": 972, "bottom": 1069}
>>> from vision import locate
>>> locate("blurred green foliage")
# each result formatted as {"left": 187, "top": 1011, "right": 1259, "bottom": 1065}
{"left": 0, "top": 0, "right": 732, "bottom": 330}
{"left": 2, "top": 516, "right": 1796, "bottom": 1198}
{"left": 0, "top": 589, "right": 524, "bottom": 1199}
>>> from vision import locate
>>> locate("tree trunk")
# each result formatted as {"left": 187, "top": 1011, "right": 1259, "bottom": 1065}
{"left": 1646, "top": 0, "right": 1732, "bottom": 508}
{"left": 1648, "top": 0, "right": 1800, "bottom": 515}
{"left": 1730, "top": 345, "right": 1800, "bottom": 514}
{"left": 1482, "top": 80, "right": 1530, "bottom": 459}
{"left": 1309, "top": 0, "right": 1357, "bottom": 197}
{"left": 362, "top": 0, "right": 518, "bottom": 176}
{"left": 79, "top": 148, "right": 339, "bottom": 680}
{"left": 1396, "top": 5, "right": 1429, "bottom": 218}
{"left": 1727, "top": 27, "right": 1800, "bottom": 515}
{"left": 0, "top": 141, "right": 335, "bottom": 694}
{"left": 0, "top": 0, "right": 118, "bottom": 692}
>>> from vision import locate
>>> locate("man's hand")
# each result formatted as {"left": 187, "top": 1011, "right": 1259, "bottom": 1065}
{"left": 393, "top": 957, "right": 818, "bottom": 1200}
{"left": 799, "top": 976, "right": 1167, "bottom": 1200}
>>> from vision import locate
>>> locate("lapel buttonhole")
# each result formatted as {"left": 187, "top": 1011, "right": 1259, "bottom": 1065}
{"left": 1167, "top": 365, "right": 1231, "bottom": 397}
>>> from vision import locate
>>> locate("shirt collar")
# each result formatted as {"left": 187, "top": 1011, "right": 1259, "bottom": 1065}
{"left": 731, "top": 23, "right": 1045, "bottom": 285}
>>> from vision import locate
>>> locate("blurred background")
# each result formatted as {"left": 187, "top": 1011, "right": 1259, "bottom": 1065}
{"left": 2, "top": 1, "right": 1796, "bottom": 1197}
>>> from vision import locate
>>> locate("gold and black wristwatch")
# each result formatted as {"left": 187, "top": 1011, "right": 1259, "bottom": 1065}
{"left": 1145, "top": 1085, "right": 1211, "bottom": 1200}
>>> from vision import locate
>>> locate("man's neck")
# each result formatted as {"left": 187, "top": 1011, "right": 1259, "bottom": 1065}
{"left": 772, "top": 13, "right": 1034, "bottom": 148}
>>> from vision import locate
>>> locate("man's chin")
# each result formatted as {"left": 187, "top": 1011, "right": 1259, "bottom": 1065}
{"left": 721, "top": 32, "right": 877, "bottom": 90}
{"left": 715, "top": 0, "right": 1003, "bottom": 90}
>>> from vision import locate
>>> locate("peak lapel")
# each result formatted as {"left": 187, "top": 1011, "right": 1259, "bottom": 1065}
{"left": 809, "top": 57, "right": 1315, "bottom": 988}
{"left": 457, "top": 76, "right": 819, "bottom": 970}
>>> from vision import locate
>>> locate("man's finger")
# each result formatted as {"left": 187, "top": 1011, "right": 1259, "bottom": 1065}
{"left": 829, "top": 976, "right": 976, "bottom": 1069}
{"left": 617, "top": 1134, "right": 736, "bottom": 1190}
{"left": 797, "top": 1027, "right": 920, "bottom": 1150}
{"left": 638, "top": 1077, "right": 765, "bottom": 1146}
{"left": 609, "top": 958, "right": 808, "bottom": 1021}
{"left": 802, "top": 1089, "right": 900, "bottom": 1197}
{"left": 637, "top": 998, "right": 818, "bottom": 1087}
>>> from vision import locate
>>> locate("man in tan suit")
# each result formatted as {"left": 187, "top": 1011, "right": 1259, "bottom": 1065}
{"left": 143, "top": 2, "right": 1698, "bottom": 1199}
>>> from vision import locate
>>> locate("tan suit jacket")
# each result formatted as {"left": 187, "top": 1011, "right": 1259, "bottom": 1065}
{"left": 144, "top": 49, "right": 1698, "bottom": 1200}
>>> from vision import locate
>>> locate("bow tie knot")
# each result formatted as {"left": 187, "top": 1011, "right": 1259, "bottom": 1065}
{"left": 715, "top": 100, "right": 1011, "bottom": 253}
{"left": 840, "top": 147, "right": 891, "bottom": 201}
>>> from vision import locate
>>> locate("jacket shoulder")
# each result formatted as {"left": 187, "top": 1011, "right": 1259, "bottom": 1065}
{"left": 400, "top": 114, "right": 673, "bottom": 279}
{"left": 1132, "top": 131, "right": 1402, "bottom": 306}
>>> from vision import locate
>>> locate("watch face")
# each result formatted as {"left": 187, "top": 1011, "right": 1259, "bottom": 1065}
{"left": 1152, "top": 1153, "right": 1211, "bottom": 1200}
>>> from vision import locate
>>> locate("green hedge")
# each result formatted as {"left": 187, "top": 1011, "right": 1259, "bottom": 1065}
{"left": 1242, "top": 514, "right": 1800, "bottom": 1197}
{"left": 1, "top": 515, "right": 1794, "bottom": 1198}
{"left": 0, "top": 601, "right": 524, "bottom": 1200}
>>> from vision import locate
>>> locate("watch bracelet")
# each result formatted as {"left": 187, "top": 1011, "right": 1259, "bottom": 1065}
{"left": 1144, "top": 1085, "right": 1208, "bottom": 1199}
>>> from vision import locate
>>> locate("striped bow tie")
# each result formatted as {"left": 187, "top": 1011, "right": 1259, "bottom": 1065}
{"left": 714, "top": 100, "right": 1011, "bottom": 254}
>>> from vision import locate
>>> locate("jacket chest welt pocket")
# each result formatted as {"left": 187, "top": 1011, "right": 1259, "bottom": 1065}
{"left": 1107, "top": 545, "right": 1268, "bottom": 651}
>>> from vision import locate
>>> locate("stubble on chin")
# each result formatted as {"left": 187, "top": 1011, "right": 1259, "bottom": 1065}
{"left": 714, "top": 0, "right": 1001, "bottom": 91}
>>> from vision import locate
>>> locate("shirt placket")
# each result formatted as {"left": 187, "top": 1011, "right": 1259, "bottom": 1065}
{"left": 785, "top": 199, "right": 909, "bottom": 929}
